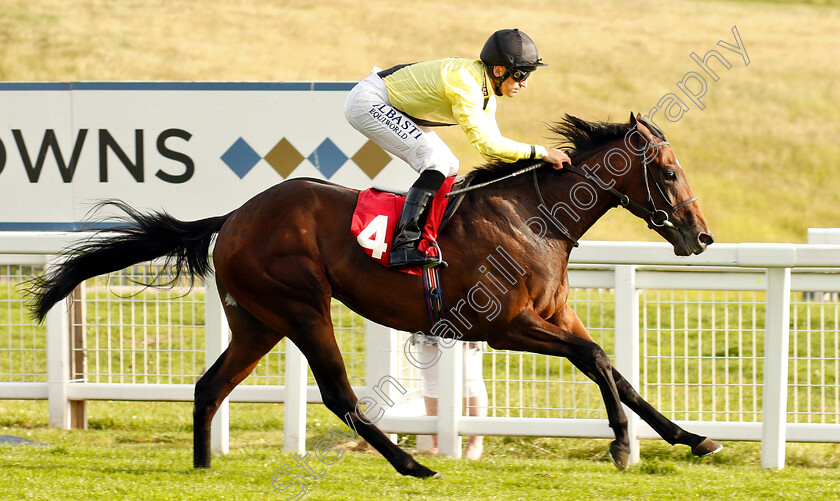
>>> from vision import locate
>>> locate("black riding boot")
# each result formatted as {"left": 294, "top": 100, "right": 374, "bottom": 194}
{"left": 389, "top": 186, "right": 440, "bottom": 270}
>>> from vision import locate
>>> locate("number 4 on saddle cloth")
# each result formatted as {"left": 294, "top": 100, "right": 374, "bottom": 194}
{"left": 351, "top": 177, "right": 460, "bottom": 327}
{"left": 351, "top": 176, "right": 458, "bottom": 276}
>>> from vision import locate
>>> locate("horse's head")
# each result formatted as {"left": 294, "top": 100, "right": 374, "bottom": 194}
{"left": 622, "top": 113, "right": 714, "bottom": 256}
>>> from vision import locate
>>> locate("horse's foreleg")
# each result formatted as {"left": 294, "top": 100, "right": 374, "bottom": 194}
{"left": 565, "top": 352, "right": 631, "bottom": 469}
{"left": 553, "top": 306, "right": 722, "bottom": 458}
{"left": 491, "top": 310, "right": 632, "bottom": 470}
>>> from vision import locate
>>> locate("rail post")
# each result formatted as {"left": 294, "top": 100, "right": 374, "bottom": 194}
{"left": 761, "top": 267, "right": 791, "bottom": 468}
{"left": 437, "top": 339, "right": 463, "bottom": 458}
{"left": 69, "top": 284, "right": 87, "bottom": 429}
{"left": 46, "top": 256, "right": 71, "bottom": 429}
{"left": 284, "top": 340, "right": 308, "bottom": 453}
{"left": 365, "top": 321, "right": 399, "bottom": 442}
{"left": 614, "top": 265, "right": 640, "bottom": 465}
{"left": 204, "top": 275, "right": 230, "bottom": 454}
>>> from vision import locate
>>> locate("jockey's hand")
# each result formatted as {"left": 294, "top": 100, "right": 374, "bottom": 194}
{"left": 543, "top": 148, "right": 572, "bottom": 169}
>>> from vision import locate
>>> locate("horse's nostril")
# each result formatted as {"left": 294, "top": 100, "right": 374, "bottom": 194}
{"left": 699, "top": 232, "right": 715, "bottom": 246}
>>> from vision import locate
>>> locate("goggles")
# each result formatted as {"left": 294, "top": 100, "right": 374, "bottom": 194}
{"left": 509, "top": 67, "right": 533, "bottom": 82}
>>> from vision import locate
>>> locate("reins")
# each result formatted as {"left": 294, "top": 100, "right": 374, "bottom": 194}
{"left": 446, "top": 161, "right": 543, "bottom": 197}
{"left": 447, "top": 126, "right": 698, "bottom": 244}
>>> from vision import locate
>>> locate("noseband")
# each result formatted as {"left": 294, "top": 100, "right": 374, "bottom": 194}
{"left": 625, "top": 135, "right": 698, "bottom": 229}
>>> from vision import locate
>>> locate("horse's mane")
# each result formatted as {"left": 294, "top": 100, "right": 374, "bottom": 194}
{"left": 465, "top": 114, "right": 658, "bottom": 186}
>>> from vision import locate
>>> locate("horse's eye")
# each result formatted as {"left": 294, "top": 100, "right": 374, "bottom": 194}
{"left": 664, "top": 171, "right": 677, "bottom": 181}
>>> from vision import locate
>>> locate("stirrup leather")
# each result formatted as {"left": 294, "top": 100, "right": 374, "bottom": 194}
{"left": 390, "top": 187, "right": 442, "bottom": 270}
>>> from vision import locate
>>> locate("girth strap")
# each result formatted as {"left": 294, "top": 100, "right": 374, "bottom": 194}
{"left": 422, "top": 267, "right": 444, "bottom": 329}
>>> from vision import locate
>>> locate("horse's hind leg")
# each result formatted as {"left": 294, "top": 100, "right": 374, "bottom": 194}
{"left": 305, "top": 327, "right": 438, "bottom": 477}
{"left": 194, "top": 300, "right": 281, "bottom": 468}
{"left": 264, "top": 301, "right": 438, "bottom": 478}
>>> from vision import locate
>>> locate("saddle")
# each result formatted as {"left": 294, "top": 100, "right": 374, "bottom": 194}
{"left": 351, "top": 176, "right": 469, "bottom": 276}
{"left": 351, "top": 176, "right": 471, "bottom": 328}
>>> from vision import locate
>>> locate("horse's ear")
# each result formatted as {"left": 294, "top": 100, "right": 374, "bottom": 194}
{"left": 629, "top": 112, "right": 637, "bottom": 125}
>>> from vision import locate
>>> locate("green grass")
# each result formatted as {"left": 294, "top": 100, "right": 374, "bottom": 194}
{"left": 1, "top": 401, "right": 840, "bottom": 500}
{"left": 1, "top": 0, "right": 838, "bottom": 243}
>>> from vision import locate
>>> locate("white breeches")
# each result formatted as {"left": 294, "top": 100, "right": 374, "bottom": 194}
{"left": 344, "top": 67, "right": 459, "bottom": 177}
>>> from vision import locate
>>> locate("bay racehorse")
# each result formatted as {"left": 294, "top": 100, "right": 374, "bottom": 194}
{"left": 29, "top": 113, "right": 720, "bottom": 477}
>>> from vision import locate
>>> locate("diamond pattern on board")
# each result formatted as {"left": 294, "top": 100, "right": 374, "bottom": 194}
{"left": 222, "top": 136, "right": 394, "bottom": 181}
{"left": 265, "top": 138, "right": 305, "bottom": 178}
{"left": 352, "top": 140, "right": 392, "bottom": 179}
{"left": 308, "top": 138, "right": 348, "bottom": 179}
{"left": 221, "top": 138, "right": 261, "bottom": 179}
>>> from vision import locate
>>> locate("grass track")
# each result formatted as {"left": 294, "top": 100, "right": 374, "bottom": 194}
{"left": 2, "top": 401, "right": 840, "bottom": 500}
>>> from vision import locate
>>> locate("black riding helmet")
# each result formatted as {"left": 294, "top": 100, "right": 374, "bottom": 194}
{"left": 480, "top": 29, "right": 547, "bottom": 96}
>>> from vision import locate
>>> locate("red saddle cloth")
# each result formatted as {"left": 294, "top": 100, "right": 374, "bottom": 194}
{"left": 351, "top": 177, "right": 456, "bottom": 276}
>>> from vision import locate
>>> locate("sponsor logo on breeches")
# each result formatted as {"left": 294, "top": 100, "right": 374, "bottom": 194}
{"left": 368, "top": 104, "right": 423, "bottom": 141}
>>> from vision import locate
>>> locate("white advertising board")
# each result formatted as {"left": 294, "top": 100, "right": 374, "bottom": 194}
{"left": 0, "top": 82, "right": 412, "bottom": 230}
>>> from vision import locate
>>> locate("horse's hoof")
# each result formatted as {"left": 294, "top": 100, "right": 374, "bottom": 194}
{"left": 414, "top": 466, "right": 440, "bottom": 479}
{"left": 692, "top": 438, "right": 723, "bottom": 457}
{"left": 608, "top": 441, "right": 630, "bottom": 471}
{"left": 402, "top": 461, "right": 439, "bottom": 479}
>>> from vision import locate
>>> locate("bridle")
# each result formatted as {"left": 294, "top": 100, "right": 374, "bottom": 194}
{"left": 533, "top": 126, "right": 698, "bottom": 244}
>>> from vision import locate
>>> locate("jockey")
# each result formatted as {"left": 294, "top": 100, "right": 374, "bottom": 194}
{"left": 345, "top": 28, "right": 570, "bottom": 270}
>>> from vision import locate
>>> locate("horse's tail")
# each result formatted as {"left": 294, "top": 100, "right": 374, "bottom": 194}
{"left": 28, "top": 200, "right": 232, "bottom": 323}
